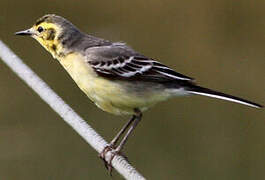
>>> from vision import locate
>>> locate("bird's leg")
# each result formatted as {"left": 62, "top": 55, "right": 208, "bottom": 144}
{"left": 115, "top": 110, "right": 142, "bottom": 153}
{"left": 99, "top": 115, "right": 135, "bottom": 172}
{"left": 99, "top": 115, "right": 135, "bottom": 158}
{"left": 99, "top": 109, "right": 142, "bottom": 175}
{"left": 110, "top": 115, "right": 136, "bottom": 147}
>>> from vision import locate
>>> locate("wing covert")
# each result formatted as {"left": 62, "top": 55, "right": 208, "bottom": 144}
{"left": 86, "top": 45, "right": 194, "bottom": 82}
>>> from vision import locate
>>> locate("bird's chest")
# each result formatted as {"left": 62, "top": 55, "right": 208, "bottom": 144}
{"left": 57, "top": 54, "right": 128, "bottom": 114}
{"left": 58, "top": 53, "right": 97, "bottom": 94}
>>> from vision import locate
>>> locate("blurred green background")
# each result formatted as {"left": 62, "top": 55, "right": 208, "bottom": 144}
{"left": 0, "top": 0, "right": 264, "bottom": 179}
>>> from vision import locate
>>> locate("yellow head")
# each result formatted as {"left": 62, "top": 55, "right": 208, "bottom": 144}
{"left": 15, "top": 14, "right": 82, "bottom": 58}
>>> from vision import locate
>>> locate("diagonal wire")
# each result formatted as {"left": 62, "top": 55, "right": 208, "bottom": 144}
{"left": 0, "top": 40, "right": 146, "bottom": 180}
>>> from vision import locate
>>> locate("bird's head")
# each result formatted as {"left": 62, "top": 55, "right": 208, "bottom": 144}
{"left": 15, "top": 14, "right": 82, "bottom": 58}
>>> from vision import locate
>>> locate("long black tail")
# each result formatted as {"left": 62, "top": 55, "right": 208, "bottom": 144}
{"left": 187, "top": 85, "right": 263, "bottom": 108}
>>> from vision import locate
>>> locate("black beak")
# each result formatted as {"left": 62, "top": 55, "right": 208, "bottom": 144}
{"left": 15, "top": 28, "right": 35, "bottom": 36}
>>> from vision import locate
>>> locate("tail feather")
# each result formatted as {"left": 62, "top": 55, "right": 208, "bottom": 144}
{"left": 187, "top": 86, "right": 263, "bottom": 108}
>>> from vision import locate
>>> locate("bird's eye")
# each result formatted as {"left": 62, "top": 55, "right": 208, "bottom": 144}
{"left": 37, "top": 26, "right": 44, "bottom": 33}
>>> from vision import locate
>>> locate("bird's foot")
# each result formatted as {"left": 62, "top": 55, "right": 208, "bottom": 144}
{"left": 99, "top": 145, "right": 116, "bottom": 175}
{"left": 99, "top": 145, "right": 128, "bottom": 176}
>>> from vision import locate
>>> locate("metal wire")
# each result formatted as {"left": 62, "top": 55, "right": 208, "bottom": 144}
{"left": 0, "top": 40, "right": 146, "bottom": 180}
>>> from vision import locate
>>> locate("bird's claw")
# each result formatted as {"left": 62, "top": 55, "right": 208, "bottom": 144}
{"left": 99, "top": 145, "right": 128, "bottom": 176}
{"left": 99, "top": 145, "right": 116, "bottom": 175}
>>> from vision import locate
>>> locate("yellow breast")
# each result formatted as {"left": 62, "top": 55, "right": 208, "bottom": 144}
{"left": 57, "top": 53, "right": 171, "bottom": 115}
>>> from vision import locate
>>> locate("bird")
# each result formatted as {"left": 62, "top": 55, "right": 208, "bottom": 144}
{"left": 15, "top": 14, "right": 263, "bottom": 172}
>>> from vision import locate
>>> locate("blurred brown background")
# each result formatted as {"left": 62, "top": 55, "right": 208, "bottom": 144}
{"left": 0, "top": 0, "right": 264, "bottom": 179}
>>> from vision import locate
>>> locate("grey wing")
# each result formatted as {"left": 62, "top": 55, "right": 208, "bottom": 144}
{"left": 85, "top": 43, "right": 194, "bottom": 82}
